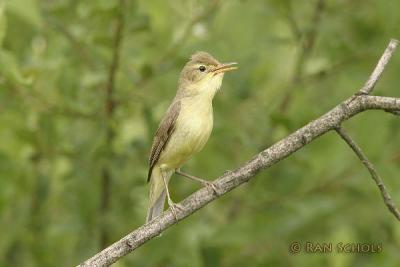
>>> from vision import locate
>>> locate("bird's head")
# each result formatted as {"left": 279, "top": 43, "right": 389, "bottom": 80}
{"left": 177, "top": 51, "right": 237, "bottom": 99}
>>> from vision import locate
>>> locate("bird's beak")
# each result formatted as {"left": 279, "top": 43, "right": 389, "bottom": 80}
{"left": 212, "top": 62, "right": 238, "bottom": 75}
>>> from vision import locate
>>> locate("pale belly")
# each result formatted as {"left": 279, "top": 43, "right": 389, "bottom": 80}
{"left": 158, "top": 101, "right": 213, "bottom": 169}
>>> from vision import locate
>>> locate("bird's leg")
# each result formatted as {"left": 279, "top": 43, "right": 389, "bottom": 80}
{"left": 175, "top": 169, "right": 221, "bottom": 195}
{"left": 161, "top": 169, "right": 183, "bottom": 221}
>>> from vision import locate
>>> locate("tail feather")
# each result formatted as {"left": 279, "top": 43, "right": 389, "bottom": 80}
{"left": 146, "top": 166, "right": 173, "bottom": 223}
{"left": 146, "top": 190, "right": 166, "bottom": 223}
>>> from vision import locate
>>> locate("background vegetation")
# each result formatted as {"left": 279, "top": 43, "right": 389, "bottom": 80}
{"left": 0, "top": 0, "right": 399, "bottom": 266}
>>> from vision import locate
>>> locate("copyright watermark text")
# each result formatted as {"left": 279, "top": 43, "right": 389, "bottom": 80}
{"left": 289, "top": 241, "right": 382, "bottom": 254}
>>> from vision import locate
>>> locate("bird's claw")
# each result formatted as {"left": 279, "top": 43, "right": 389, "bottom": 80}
{"left": 168, "top": 200, "right": 184, "bottom": 222}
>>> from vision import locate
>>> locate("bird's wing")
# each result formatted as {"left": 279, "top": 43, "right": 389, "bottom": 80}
{"left": 147, "top": 100, "right": 181, "bottom": 182}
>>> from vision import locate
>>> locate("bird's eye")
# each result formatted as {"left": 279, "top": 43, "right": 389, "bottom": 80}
{"left": 199, "top": 65, "right": 206, "bottom": 72}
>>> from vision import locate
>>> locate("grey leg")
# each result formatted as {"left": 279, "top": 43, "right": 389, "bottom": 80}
{"left": 175, "top": 169, "right": 221, "bottom": 195}
{"left": 161, "top": 168, "right": 183, "bottom": 221}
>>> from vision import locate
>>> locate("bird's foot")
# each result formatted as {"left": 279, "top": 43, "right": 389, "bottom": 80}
{"left": 167, "top": 199, "right": 184, "bottom": 222}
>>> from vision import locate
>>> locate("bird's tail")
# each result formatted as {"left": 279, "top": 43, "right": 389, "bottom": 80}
{"left": 146, "top": 190, "right": 166, "bottom": 223}
{"left": 146, "top": 167, "right": 173, "bottom": 223}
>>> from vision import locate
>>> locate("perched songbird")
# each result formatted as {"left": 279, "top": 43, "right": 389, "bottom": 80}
{"left": 146, "top": 52, "right": 237, "bottom": 222}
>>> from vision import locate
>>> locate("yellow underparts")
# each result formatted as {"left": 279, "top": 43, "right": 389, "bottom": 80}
{"left": 158, "top": 95, "right": 214, "bottom": 171}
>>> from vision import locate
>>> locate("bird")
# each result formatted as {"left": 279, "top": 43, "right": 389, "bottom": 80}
{"left": 146, "top": 51, "right": 237, "bottom": 223}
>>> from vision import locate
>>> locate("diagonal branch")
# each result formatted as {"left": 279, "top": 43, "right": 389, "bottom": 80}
{"left": 77, "top": 39, "right": 400, "bottom": 266}
{"left": 335, "top": 127, "right": 400, "bottom": 220}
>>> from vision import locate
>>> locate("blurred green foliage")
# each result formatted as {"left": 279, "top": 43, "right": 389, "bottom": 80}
{"left": 0, "top": 0, "right": 400, "bottom": 266}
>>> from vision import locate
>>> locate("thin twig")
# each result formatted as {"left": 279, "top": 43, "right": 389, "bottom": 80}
{"left": 77, "top": 38, "right": 400, "bottom": 267}
{"left": 335, "top": 127, "right": 400, "bottom": 220}
{"left": 358, "top": 39, "right": 399, "bottom": 95}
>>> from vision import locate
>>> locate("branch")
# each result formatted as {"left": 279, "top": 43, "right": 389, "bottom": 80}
{"left": 358, "top": 39, "right": 399, "bottom": 95}
{"left": 77, "top": 39, "right": 400, "bottom": 266}
{"left": 335, "top": 127, "right": 400, "bottom": 220}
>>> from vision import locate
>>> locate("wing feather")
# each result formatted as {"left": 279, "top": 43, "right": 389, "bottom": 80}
{"left": 147, "top": 101, "right": 181, "bottom": 182}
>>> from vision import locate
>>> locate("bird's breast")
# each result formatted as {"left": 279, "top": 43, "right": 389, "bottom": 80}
{"left": 177, "top": 98, "right": 213, "bottom": 150}
{"left": 160, "top": 97, "right": 214, "bottom": 168}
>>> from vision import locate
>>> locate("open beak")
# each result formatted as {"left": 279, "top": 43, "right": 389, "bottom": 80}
{"left": 212, "top": 62, "right": 238, "bottom": 75}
